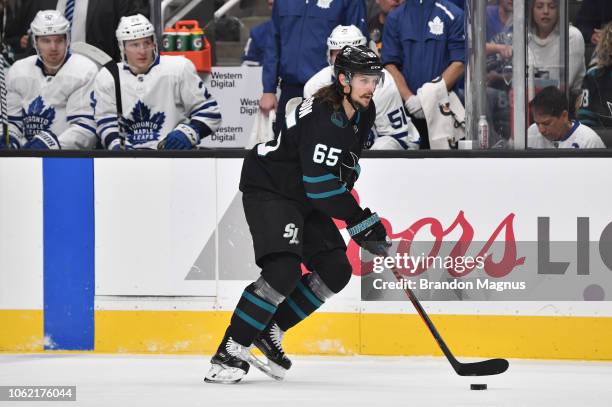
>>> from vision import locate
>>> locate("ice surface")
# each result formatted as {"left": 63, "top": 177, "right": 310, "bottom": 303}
{"left": 1, "top": 354, "right": 611, "bottom": 407}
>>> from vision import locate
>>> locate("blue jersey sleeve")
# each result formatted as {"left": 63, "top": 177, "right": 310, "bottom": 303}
{"left": 448, "top": 6, "right": 466, "bottom": 63}
{"left": 262, "top": 3, "right": 281, "bottom": 93}
{"left": 380, "top": 9, "right": 403, "bottom": 68}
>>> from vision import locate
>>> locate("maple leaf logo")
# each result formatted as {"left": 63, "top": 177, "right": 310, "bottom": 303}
{"left": 22, "top": 96, "right": 56, "bottom": 140}
{"left": 124, "top": 100, "right": 166, "bottom": 145}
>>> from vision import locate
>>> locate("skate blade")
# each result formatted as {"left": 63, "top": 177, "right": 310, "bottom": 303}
{"left": 246, "top": 351, "right": 286, "bottom": 381}
{"left": 204, "top": 363, "right": 246, "bottom": 384}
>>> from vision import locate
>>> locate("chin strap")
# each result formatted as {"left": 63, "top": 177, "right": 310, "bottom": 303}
{"left": 338, "top": 72, "right": 368, "bottom": 113}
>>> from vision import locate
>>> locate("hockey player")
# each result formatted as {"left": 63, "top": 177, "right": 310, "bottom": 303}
{"left": 0, "top": 10, "right": 98, "bottom": 150}
{"left": 528, "top": 86, "right": 605, "bottom": 148}
{"left": 205, "top": 45, "right": 391, "bottom": 384}
{"left": 304, "top": 25, "right": 419, "bottom": 150}
{"left": 94, "top": 14, "right": 221, "bottom": 150}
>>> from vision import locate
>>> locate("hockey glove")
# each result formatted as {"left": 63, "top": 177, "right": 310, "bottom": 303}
{"left": 162, "top": 123, "right": 200, "bottom": 150}
{"left": 405, "top": 95, "right": 425, "bottom": 119}
{"left": 0, "top": 134, "right": 20, "bottom": 149}
{"left": 23, "top": 131, "right": 60, "bottom": 150}
{"left": 340, "top": 162, "right": 360, "bottom": 191}
{"left": 347, "top": 208, "right": 391, "bottom": 256}
{"left": 107, "top": 136, "right": 133, "bottom": 151}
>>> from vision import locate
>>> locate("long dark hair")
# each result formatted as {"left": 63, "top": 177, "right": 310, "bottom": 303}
{"left": 313, "top": 83, "right": 344, "bottom": 111}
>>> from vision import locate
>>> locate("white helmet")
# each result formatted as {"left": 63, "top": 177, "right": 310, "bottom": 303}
{"left": 327, "top": 25, "right": 366, "bottom": 65}
{"left": 30, "top": 10, "right": 71, "bottom": 67}
{"left": 116, "top": 14, "right": 157, "bottom": 65}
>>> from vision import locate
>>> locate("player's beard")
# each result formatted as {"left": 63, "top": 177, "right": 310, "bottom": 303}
{"left": 351, "top": 93, "right": 372, "bottom": 112}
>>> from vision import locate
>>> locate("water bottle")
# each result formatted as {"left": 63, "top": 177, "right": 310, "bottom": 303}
{"left": 478, "top": 115, "right": 489, "bottom": 149}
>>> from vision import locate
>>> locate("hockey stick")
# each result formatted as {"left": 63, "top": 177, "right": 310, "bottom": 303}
{"left": 71, "top": 41, "right": 127, "bottom": 149}
{"left": 386, "top": 261, "right": 509, "bottom": 376}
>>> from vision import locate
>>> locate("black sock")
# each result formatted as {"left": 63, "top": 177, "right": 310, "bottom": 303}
{"left": 273, "top": 274, "right": 325, "bottom": 332}
{"left": 226, "top": 282, "right": 278, "bottom": 346}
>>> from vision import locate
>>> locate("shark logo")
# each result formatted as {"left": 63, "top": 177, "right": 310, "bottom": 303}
{"left": 124, "top": 100, "right": 166, "bottom": 145}
{"left": 22, "top": 96, "right": 56, "bottom": 140}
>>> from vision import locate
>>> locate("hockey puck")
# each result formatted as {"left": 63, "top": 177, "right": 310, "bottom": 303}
{"left": 470, "top": 384, "right": 487, "bottom": 390}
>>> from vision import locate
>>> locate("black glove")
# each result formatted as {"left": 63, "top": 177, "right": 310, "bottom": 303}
{"left": 347, "top": 208, "right": 391, "bottom": 256}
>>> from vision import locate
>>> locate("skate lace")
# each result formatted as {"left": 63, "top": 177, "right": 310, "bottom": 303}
{"left": 269, "top": 323, "right": 285, "bottom": 354}
{"left": 225, "top": 337, "right": 243, "bottom": 356}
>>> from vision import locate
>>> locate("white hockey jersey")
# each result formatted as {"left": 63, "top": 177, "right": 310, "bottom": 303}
{"left": 527, "top": 121, "right": 605, "bottom": 148}
{"left": 303, "top": 66, "right": 420, "bottom": 149}
{"left": 94, "top": 55, "right": 221, "bottom": 149}
{"left": 7, "top": 53, "right": 98, "bottom": 149}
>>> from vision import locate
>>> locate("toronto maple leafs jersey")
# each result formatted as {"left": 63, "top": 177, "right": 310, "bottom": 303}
{"left": 303, "top": 66, "right": 419, "bottom": 148}
{"left": 6, "top": 53, "right": 98, "bottom": 149}
{"left": 94, "top": 55, "right": 221, "bottom": 149}
{"left": 527, "top": 121, "right": 605, "bottom": 148}
{"left": 240, "top": 96, "right": 375, "bottom": 222}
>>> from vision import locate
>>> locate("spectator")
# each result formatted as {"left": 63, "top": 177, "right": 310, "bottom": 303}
{"left": 4, "top": 0, "right": 57, "bottom": 60}
{"left": 528, "top": 0, "right": 585, "bottom": 93}
{"left": 260, "top": 0, "right": 368, "bottom": 136}
{"left": 304, "top": 25, "right": 419, "bottom": 149}
{"left": 0, "top": 10, "right": 98, "bottom": 150}
{"left": 368, "top": 0, "right": 404, "bottom": 53}
{"left": 528, "top": 86, "right": 604, "bottom": 148}
{"left": 94, "top": 14, "right": 221, "bottom": 150}
{"left": 575, "top": 0, "right": 612, "bottom": 47}
{"left": 242, "top": 0, "right": 274, "bottom": 66}
{"left": 381, "top": 0, "right": 465, "bottom": 149}
{"left": 486, "top": 0, "right": 512, "bottom": 41}
{"left": 56, "top": 0, "right": 140, "bottom": 61}
{"left": 577, "top": 22, "right": 612, "bottom": 128}
{"left": 485, "top": 0, "right": 513, "bottom": 59}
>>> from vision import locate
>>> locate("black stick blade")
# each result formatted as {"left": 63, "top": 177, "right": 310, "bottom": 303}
{"left": 455, "top": 358, "right": 509, "bottom": 376}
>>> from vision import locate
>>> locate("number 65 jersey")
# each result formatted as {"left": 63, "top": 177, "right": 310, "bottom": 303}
{"left": 240, "top": 96, "right": 375, "bottom": 222}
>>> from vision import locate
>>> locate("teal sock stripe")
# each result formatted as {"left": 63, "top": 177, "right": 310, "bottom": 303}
{"left": 242, "top": 291, "right": 277, "bottom": 313}
{"left": 235, "top": 309, "right": 266, "bottom": 330}
{"left": 286, "top": 298, "right": 307, "bottom": 320}
{"left": 297, "top": 281, "right": 323, "bottom": 307}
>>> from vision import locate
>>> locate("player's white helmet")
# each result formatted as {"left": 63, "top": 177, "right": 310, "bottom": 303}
{"left": 326, "top": 25, "right": 366, "bottom": 65}
{"left": 30, "top": 10, "right": 71, "bottom": 65}
{"left": 116, "top": 14, "right": 158, "bottom": 65}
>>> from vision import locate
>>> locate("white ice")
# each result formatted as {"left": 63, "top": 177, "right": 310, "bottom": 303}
{"left": 1, "top": 354, "right": 611, "bottom": 407}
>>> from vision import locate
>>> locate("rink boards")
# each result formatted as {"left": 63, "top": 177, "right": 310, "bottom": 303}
{"left": 2, "top": 155, "right": 612, "bottom": 359}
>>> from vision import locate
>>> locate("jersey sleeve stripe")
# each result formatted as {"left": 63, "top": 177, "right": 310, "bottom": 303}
{"left": 192, "top": 112, "right": 222, "bottom": 119}
{"left": 67, "top": 114, "right": 95, "bottom": 121}
{"left": 302, "top": 173, "right": 338, "bottom": 183}
{"left": 75, "top": 122, "right": 97, "bottom": 135}
{"left": 99, "top": 124, "right": 118, "bottom": 135}
{"left": 306, "top": 185, "right": 348, "bottom": 199}
{"left": 97, "top": 117, "right": 117, "bottom": 126}
{"left": 191, "top": 101, "right": 219, "bottom": 114}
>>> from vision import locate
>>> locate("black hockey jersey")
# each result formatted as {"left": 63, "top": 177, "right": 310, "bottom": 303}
{"left": 240, "top": 97, "right": 376, "bottom": 222}
{"left": 577, "top": 66, "right": 612, "bottom": 128}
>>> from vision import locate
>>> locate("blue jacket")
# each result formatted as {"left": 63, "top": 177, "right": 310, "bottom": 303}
{"left": 381, "top": 0, "right": 465, "bottom": 92}
{"left": 242, "top": 20, "right": 273, "bottom": 65}
{"left": 262, "top": 0, "right": 367, "bottom": 93}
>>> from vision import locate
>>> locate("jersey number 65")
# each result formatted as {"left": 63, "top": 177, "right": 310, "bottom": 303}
{"left": 313, "top": 143, "right": 341, "bottom": 166}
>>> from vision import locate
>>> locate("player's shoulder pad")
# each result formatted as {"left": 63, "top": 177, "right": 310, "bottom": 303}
{"left": 8, "top": 55, "right": 38, "bottom": 77}
{"left": 285, "top": 97, "right": 303, "bottom": 128}
{"left": 160, "top": 54, "right": 195, "bottom": 71}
